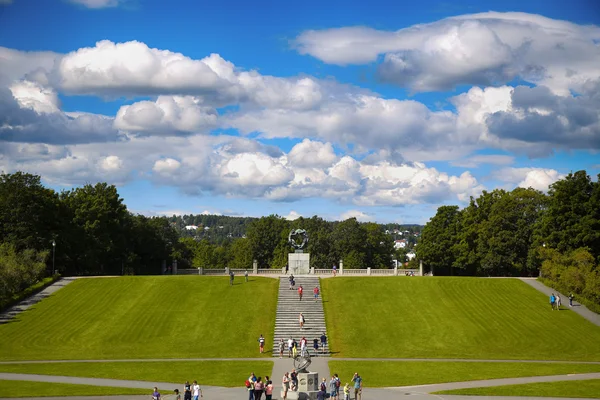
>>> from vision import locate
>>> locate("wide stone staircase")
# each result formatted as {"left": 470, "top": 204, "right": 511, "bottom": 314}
{"left": 272, "top": 276, "right": 330, "bottom": 357}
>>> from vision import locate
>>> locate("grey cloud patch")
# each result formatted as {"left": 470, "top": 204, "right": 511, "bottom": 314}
{"left": 486, "top": 83, "right": 600, "bottom": 149}
{"left": 0, "top": 88, "right": 123, "bottom": 145}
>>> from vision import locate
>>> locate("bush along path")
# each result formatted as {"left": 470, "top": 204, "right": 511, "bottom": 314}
{"left": 272, "top": 276, "right": 330, "bottom": 357}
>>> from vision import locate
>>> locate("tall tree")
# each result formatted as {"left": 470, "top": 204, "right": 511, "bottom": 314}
{"left": 364, "top": 222, "right": 394, "bottom": 268}
{"left": 246, "top": 215, "right": 289, "bottom": 268}
{"left": 536, "top": 171, "right": 600, "bottom": 259}
{"left": 417, "top": 205, "right": 461, "bottom": 275}
{"left": 333, "top": 218, "right": 367, "bottom": 269}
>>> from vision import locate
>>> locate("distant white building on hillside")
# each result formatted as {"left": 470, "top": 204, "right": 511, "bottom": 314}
{"left": 406, "top": 251, "right": 416, "bottom": 260}
{"left": 394, "top": 239, "right": 407, "bottom": 249}
{"left": 185, "top": 225, "right": 198, "bottom": 230}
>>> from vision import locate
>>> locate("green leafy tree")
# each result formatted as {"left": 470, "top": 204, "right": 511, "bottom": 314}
{"left": 364, "top": 222, "right": 394, "bottom": 268}
{"left": 417, "top": 205, "right": 461, "bottom": 275}
{"left": 0, "top": 243, "right": 48, "bottom": 304}
{"left": 333, "top": 218, "right": 367, "bottom": 269}
{"left": 228, "top": 238, "right": 253, "bottom": 269}
{"left": 246, "top": 215, "right": 289, "bottom": 268}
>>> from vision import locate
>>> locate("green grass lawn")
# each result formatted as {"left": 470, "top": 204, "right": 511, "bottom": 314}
{"left": 0, "top": 360, "right": 273, "bottom": 387}
{"left": 321, "top": 277, "right": 600, "bottom": 360}
{"left": 0, "top": 276, "right": 278, "bottom": 360}
{"left": 0, "top": 380, "right": 153, "bottom": 398}
{"left": 328, "top": 361, "right": 600, "bottom": 388}
{"left": 434, "top": 379, "right": 600, "bottom": 398}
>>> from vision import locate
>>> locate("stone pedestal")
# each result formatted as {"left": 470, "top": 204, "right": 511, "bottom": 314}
{"left": 281, "top": 372, "right": 320, "bottom": 400}
{"left": 289, "top": 252, "right": 310, "bottom": 275}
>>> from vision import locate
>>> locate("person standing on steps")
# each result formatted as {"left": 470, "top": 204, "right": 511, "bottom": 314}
{"left": 287, "top": 336, "right": 294, "bottom": 358}
{"left": 320, "top": 332, "right": 327, "bottom": 354}
{"left": 298, "top": 285, "right": 303, "bottom": 301}
{"left": 300, "top": 336, "right": 307, "bottom": 357}
{"left": 258, "top": 334, "right": 265, "bottom": 353}
{"left": 569, "top": 293, "right": 574, "bottom": 307}
{"left": 313, "top": 337, "right": 319, "bottom": 355}
{"left": 299, "top": 313, "right": 305, "bottom": 329}
{"left": 278, "top": 338, "right": 285, "bottom": 358}
{"left": 313, "top": 286, "right": 320, "bottom": 302}
{"left": 288, "top": 274, "right": 295, "bottom": 290}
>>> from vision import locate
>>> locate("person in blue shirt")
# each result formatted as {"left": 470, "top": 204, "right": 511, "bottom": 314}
{"left": 550, "top": 293, "right": 556, "bottom": 310}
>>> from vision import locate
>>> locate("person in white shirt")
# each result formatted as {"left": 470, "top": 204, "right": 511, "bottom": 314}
{"left": 287, "top": 337, "right": 294, "bottom": 358}
{"left": 192, "top": 380, "right": 202, "bottom": 400}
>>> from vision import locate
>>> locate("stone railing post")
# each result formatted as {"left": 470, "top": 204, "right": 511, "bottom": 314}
{"left": 419, "top": 259, "right": 423, "bottom": 276}
{"left": 253, "top": 260, "right": 258, "bottom": 274}
{"left": 367, "top": 267, "right": 371, "bottom": 275}
{"left": 340, "top": 260, "right": 344, "bottom": 275}
{"left": 225, "top": 266, "right": 229, "bottom": 275}
{"left": 310, "top": 267, "right": 315, "bottom": 274}
{"left": 198, "top": 267, "right": 203, "bottom": 275}
{"left": 394, "top": 266, "right": 398, "bottom": 276}
{"left": 173, "top": 260, "right": 178, "bottom": 275}
{"left": 282, "top": 266, "right": 286, "bottom": 274}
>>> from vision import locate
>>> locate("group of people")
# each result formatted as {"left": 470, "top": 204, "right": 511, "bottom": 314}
{"left": 229, "top": 270, "right": 250, "bottom": 285}
{"left": 276, "top": 334, "right": 328, "bottom": 358}
{"left": 549, "top": 292, "right": 575, "bottom": 310}
{"left": 281, "top": 371, "right": 362, "bottom": 400}
{"left": 151, "top": 380, "right": 202, "bottom": 400}
{"left": 246, "top": 372, "right": 274, "bottom": 400}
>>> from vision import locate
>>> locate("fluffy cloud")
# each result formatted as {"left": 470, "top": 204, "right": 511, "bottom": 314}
{"left": 493, "top": 167, "right": 565, "bottom": 192}
{"left": 68, "top": 0, "right": 122, "bottom": 8}
{"left": 114, "top": 96, "right": 218, "bottom": 135}
{"left": 0, "top": 135, "right": 483, "bottom": 206}
{"left": 284, "top": 211, "right": 302, "bottom": 221}
{"left": 295, "top": 12, "right": 600, "bottom": 94}
{"left": 287, "top": 139, "right": 337, "bottom": 168}
{"left": 0, "top": 85, "right": 121, "bottom": 144}
{"left": 0, "top": 46, "right": 59, "bottom": 86}
{"left": 338, "top": 210, "right": 371, "bottom": 222}
{"left": 486, "top": 84, "right": 600, "bottom": 151}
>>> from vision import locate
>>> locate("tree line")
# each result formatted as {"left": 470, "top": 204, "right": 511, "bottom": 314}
{"left": 180, "top": 215, "right": 412, "bottom": 270}
{"left": 416, "top": 170, "right": 600, "bottom": 307}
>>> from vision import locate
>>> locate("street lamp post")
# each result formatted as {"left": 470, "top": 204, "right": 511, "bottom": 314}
{"left": 51, "top": 240, "right": 56, "bottom": 275}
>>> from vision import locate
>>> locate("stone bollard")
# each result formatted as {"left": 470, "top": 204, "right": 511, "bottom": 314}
{"left": 253, "top": 260, "right": 258, "bottom": 274}
{"left": 367, "top": 267, "right": 371, "bottom": 275}
{"left": 394, "top": 266, "right": 398, "bottom": 276}
{"left": 340, "top": 260, "right": 344, "bottom": 275}
{"left": 198, "top": 267, "right": 203, "bottom": 275}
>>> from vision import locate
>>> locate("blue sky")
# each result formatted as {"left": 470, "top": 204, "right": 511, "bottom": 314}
{"left": 0, "top": 0, "right": 599, "bottom": 224}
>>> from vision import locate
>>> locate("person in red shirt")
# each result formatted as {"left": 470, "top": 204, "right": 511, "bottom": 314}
{"left": 298, "top": 285, "right": 303, "bottom": 301}
{"left": 313, "top": 286, "right": 319, "bottom": 302}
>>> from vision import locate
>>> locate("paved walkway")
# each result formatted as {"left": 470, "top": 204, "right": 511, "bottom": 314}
{"left": 520, "top": 278, "right": 600, "bottom": 326}
{"left": 2, "top": 357, "right": 599, "bottom": 365}
{"left": 2, "top": 372, "right": 600, "bottom": 399}
{"left": 0, "top": 278, "right": 77, "bottom": 325}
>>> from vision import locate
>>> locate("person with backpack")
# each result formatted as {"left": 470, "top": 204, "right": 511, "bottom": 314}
{"left": 334, "top": 373, "right": 341, "bottom": 399}
{"left": 329, "top": 376, "right": 337, "bottom": 400}
{"left": 152, "top": 387, "right": 161, "bottom": 400}
{"left": 288, "top": 274, "right": 295, "bottom": 290}
{"left": 246, "top": 374, "right": 255, "bottom": 400}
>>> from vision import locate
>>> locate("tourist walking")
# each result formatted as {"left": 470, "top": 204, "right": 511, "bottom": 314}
{"left": 282, "top": 372, "right": 290, "bottom": 399}
{"left": 352, "top": 373, "right": 362, "bottom": 400}
{"left": 556, "top": 294, "right": 562, "bottom": 309}
{"left": 278, "top": 338, "right": 285, "bottom": 358}
{"left": 258, "top": 334, "right": 265, "bottom": 353}
{"left": 329, "top": 376, "right": 337, "bottom": 400}
{"left": 152, "top": 387, "right": 161, "bottom": 400}
{"left": 299, "top": 313, "right": 305, "bottom": 329}
{"left": 288, "top": 274, "right": 295, "bottom": 290}
{"left": 313, "top": 286, "right": 320, "bottom": 301}
{"left": 300, "top": 336, "right": 307, "bottom": 357}
{"left": 184, "top": 381, "right": 192, "bottom": 400}
{"left": 313, "top": 337, "right": 319, "bottom": 355}
{"left": 229, "top": 270, "right": 234, "bottom": 285}
{"left": 550, "top": 293, "right": 556, "bottom": 310}
{"left": 174, "top": 388, "right": 181, "bottom": 400}
{"left": 287, "top": 337, "right": 294, "bottom": 358}
{"left": 253, "top": 377, "right": 265, "bottom": 400}
{"left": 298, "top": 285, "right": 303, "bottom": 301}
{"left": 320, "top": 333, "right": 327, "bottom": 354}
{"left": 290, "top": 369, "right": 298, "bottom": 391}
{"left": 245, "top": 270, "right": 248, "bottom": 282}
{"left": 332, "top": 264, "right": 337, "bottom": 276}
{"left": 265, "top": 379, "right": 273, "bottom": 400}
{"left": 334, "top": 374, "right": 341, "bottom": 399}
{"left": 569, "top": 293, "right": 574, "bottom": 307}
{"left": 192, "top": 380, "right": 202, "bottom": 400}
